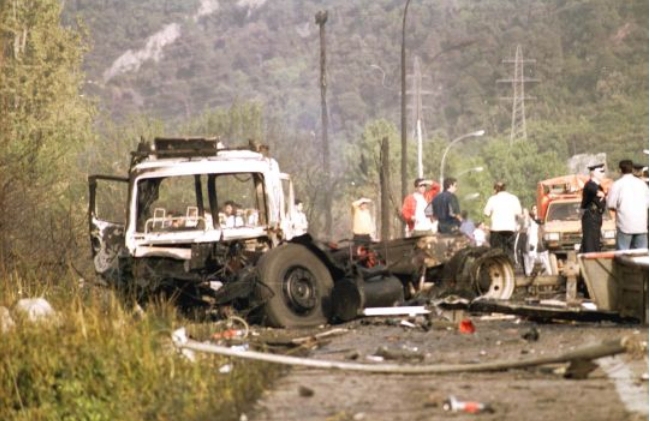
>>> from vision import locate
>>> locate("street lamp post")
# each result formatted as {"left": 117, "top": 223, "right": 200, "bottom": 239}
{"left": 439, "top": 130, "right": 485, "bottom": 186}
{"left": 400, "top": 0, "right": 412, "bottom": 210}
{"left": 463, "top": 192, "right": 481, "bottom": 201}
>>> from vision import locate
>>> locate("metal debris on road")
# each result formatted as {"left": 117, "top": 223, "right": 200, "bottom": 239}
{"left": 443, "top": 395, "right": 495, "bottom": 414}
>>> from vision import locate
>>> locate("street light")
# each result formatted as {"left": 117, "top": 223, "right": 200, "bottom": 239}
{"left": 457, "top": 166, "right": 484, "bottom": 178}
{"left": 439, "top": 130, "right": 485, "bottom": 186}
{"left": 400, "top": 0, "right": 412, "bottom": 213}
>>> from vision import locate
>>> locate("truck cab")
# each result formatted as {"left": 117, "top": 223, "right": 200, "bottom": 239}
{"left": 537, "top": 174, "right": 616, "bottom": 274}
{"left": 88, "top": 137, "right": 321, "bottom": 325}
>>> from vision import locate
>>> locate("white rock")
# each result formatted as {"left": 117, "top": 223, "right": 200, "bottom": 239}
{"left": 14, "top": 298, "right": 57, "bottom": 323}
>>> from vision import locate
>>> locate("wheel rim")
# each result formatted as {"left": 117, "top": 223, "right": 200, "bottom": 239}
{"left": 473, "top": 254, "right": 515, "bottom": 299}
{"left": 282, "top": 266, "right": 318, "bottom": 314}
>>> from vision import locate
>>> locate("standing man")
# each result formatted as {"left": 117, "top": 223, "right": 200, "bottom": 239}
{"left": 401, "top": 178, "right": 436, "bottom": 236}
{"left": 483, "top": 181, "right": 522, "bottom": 261}
{"left": 580, "top": 163, "right": 607, "bottom": 252}
{"left": 431, "top": 177, "right": 462, "bottom": 234}
{"left": 606, "top": 159, "right": 649, "bottom": 250}
{"left": 351, "top": 197, "right": 375, "bottom": 246}
{"left": 292, "top": 199, "right": 309, "bottom": 236}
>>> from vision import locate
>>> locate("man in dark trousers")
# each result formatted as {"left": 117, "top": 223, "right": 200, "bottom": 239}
{"left": 431, "top": 177, "right": 461, "bottom": 234}
{"left": 580, "top": 163, "right": 607, "bottom": 252}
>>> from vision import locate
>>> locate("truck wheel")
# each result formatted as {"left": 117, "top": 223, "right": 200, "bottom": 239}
{"left": 256, "top": 244, "right": 334, "bottom": 328}
{"left": 471, "top": 251, "right": 515, "bottom": 299}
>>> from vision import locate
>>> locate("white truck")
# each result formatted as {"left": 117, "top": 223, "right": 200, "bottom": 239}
{"left": 88, "top": 137, "right": 514, "bottom": 327}
{"left": 88, "top": 137, "right": 351, "bottom": 327}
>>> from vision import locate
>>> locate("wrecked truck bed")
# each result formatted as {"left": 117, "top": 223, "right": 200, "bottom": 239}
{"left": 432, "top": 248, "right": 648, "bottom": 325}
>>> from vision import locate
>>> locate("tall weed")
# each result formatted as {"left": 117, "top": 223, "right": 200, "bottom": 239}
{"left": 0, "top": 276, "right": 279, "bottom": 421}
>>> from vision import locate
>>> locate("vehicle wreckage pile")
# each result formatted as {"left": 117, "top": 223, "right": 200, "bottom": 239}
{"left": 88, "top": 137, "right": 646, "bottom": 328}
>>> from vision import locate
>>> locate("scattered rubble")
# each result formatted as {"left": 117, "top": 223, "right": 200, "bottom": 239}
{"left": 170, "top": 327, "right": 644, "bottom": 375}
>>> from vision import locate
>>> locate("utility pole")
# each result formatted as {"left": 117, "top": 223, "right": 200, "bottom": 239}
{"left": 315, "top": 10, "right": 332, "bottom": 238}
{"left": 400, "top": 0, "right": 411, "bottom": 216}
{"left": 407, "top": 56, "right": 432, "bottom": 178}
{"left": 497, "top": 45, "right": 539, "bottom": 145}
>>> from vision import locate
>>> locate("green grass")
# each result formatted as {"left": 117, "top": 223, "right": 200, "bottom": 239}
{"left": 0, "top": 276, "right": 280, "bottom": 421}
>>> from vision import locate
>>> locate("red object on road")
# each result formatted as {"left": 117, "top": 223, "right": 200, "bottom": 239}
{"left": 443, "top": 395, "right": 494, "bottom": 414}
{"left": 212, "top": 329, "right": 243, "bottom": 340}
{"left": 458, "top": 318, "right": 475, "bottom": 334}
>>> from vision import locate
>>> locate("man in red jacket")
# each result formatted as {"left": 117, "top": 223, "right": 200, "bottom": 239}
{"left": 401, "top": 178, "right": 440, "bottom": 235}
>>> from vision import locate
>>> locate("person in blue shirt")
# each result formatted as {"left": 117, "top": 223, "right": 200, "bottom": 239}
{"left": 431, "top": 177, "right": 461, "bottom": 234}
{"left": 459, "top": 210, "right": 476, "bottom": 242}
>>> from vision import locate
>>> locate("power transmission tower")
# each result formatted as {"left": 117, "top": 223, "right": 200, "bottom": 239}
{"left": 497, "top": 45, "right": 539, "bottom": 144}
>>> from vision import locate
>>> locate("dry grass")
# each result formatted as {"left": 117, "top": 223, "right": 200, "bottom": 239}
{"left": 0, "top": 275, "right": 280, "bottom": 421}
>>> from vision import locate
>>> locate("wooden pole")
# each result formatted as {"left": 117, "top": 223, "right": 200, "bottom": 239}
{"left": 380, "top": 137, "right": 391, "bottom": 240}
{"left": 315, "top": 10, "right": 332, "bottom": 239}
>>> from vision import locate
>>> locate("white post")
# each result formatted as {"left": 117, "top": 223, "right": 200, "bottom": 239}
{"left": 416, "top": 119, "right": 423, "bottom": 178}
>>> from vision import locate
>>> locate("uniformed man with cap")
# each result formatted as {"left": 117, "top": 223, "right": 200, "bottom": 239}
{"left": 580, "top": 163, "right": 607, "bottom": 252}
{"left": 632, "top": 162, "right": 648, "bottom": 181}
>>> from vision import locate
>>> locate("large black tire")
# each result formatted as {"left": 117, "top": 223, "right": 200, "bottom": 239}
{"left": 256, "top": 244, "right": 334, "bottom": 328}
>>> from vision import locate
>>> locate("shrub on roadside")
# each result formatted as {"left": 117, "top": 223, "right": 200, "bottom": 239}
{"left": 0, "top": 276, "right": 279, "bottom": 421}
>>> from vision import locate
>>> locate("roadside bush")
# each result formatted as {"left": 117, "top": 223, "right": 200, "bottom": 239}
{"left": 0, "top": 276, "right": 279, "bottom": 421}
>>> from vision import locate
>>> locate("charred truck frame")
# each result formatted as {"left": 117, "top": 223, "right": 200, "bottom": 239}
{"left": 88, "top": 137, "right": 515, "bottom": 327}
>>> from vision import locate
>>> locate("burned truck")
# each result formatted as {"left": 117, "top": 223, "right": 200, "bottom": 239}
{"left": 88, "top": 137, "right": 515, "bottom": 327}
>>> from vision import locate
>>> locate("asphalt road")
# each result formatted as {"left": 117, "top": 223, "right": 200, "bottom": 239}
{"left": 246, "top": 315, "right": 648, "bottom": 421}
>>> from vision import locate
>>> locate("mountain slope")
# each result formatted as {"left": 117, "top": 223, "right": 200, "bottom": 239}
{"left": 65, "top": 0, "right": 648, "bottom": 161}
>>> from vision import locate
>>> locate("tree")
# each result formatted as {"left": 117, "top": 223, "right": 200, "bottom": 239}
{"left": 0, "top": 0, "right": 94, "bottom": 277}
{"left": 480, "top": 137, "right": 566, "bottom": 208}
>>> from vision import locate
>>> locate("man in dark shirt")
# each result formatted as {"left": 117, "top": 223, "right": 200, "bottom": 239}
{"left": 431, "top": 177, "right": 461, "bottom": 234}
{"left": 580, "top": 163, "right": 607, "bottom": 252}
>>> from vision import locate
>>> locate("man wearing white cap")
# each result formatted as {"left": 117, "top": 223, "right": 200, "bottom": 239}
{"left": 401, "top": 178, "right": 437, "bottom": 236}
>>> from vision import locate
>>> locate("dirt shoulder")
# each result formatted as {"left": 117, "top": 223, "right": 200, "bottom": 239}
{"left": 246, "top": 317, "right": 648, "bottom": 421}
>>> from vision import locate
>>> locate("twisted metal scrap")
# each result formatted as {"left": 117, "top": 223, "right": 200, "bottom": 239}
{"left": 171, "top": 328, "right": 644, "bottom": 375}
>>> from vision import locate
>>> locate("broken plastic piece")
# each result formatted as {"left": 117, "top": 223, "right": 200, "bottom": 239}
{"left": 361, "top": 306, "right": 430, "bottom": 317}
{"left": 458, "top": 318, "right": 476, "bottom": 334}
{"left": 443, "top": 395, "right": 494, "bottom": 414}
{"left": 212, "top": 329, "right": 246, "bottom": 340}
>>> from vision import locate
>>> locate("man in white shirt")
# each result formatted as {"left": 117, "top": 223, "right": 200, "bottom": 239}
{"left": 606, "top": 159, "right": 649, "bottom": 250}
{"left": 351, "top": 197, "right": 376, "bottom": 246}
{"left": 483, "top": 181, "right": 522, "bottom": 262}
